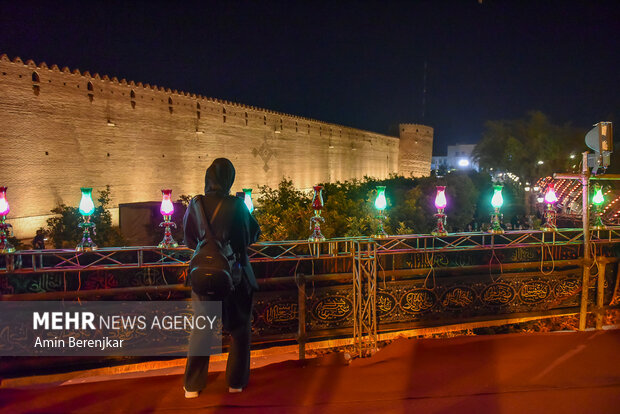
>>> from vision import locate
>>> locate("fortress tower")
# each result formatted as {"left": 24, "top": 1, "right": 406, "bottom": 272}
{"left": 398, "top": 124, "right": 434, "bottom": 177}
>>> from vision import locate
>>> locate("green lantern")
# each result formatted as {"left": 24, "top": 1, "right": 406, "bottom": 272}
{"left": 489, "top": 185, "right": 504, "bottom": 234}
{"left": 76, "top": 187, "right": 97, "bottom": 251}
{"left": 374, "top": 185, "right": 388, "bottom": 238}
{"left": 592, "top": 184, "right": 605, "bottom": 230}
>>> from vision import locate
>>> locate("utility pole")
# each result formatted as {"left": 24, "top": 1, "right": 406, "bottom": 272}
{"left": 554, "top": 151, "right": 591, "bottom": 330}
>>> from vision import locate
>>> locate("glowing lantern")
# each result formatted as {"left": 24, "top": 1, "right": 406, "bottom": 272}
{"left": 308, "top": 185, "right": 325, "bottom": 242}
{"left": 592, "top": 184, "right": 605, "bottom": 230}
{"left": 0, "top": 187, "right": 15, "bottom": 253}
{"left": 593, "top": 186, "right": 604, "bottom": 206}
{"left": 160, "top": 189, "right": 174, "bottom": 215}
{"left": 76, "top": 187, "right": 97, "bottom": 251}
{"left": 243, "top": 188, "right": 254, "bottom": 213}
{"left": 375, "top": 186, "right": 387, "bottom": 211}
{"left": 158, "top": 189, "right": 178, "bottom": 248}
{"left": 374, "top": 186, "right": 388, "bottom": 237}
{"left": 0, "top": 187, "right": 9, "bottom": 216}
{"left": 432, "top": 186, "right": 448, "bottom": 237}
{"left": 78, "top": 187, "right": 95, "bottom": 216}
{"left": 541, "top": 183, "right": 558, "bottom": 232}
{"left": 544, "top": 184, "right": 558, "bottom": 204}
{"left": 489, "top": 185, "right": 504, "bottom": 234}
{"left": 491, "top": 185, "right": 504, "bottom": 209}
{"left": 434, "top": 186, "right": 447, "bottom": 209}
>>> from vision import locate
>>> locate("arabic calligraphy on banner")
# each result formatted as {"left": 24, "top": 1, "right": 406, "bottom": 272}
{"left": 481, "top": 283, "right": 516, "bottom": 306}
{"left": 263, "top": 301, "right": 298, "bottom": 326}
{"left": 400, "top": 289, "right": 437, "bottom": 313}
{"left": 519, "top": 280, "right": 551, "bottom": 304}
{"left": 441, "top": 286, "right": 476, "bottom": 310}
{"left": 554, "top": 278, "right": 581, "bottom": 299}
{"left": 376, "top": 292, "right": 397, "bottom": 317}
{"left": 312, "top": 296, "right": 352, "bottom": 322}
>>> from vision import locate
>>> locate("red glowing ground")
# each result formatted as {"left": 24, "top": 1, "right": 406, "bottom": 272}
{"left": 1, "top": 329, "right": 619, "bottom": 413}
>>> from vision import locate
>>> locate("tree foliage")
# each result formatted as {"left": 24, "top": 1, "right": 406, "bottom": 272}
{"left": 253, "top": 173, "right": 490, "bottom": 240}
{"left": 473, "top": 111, "right": 585, "bottom": 183}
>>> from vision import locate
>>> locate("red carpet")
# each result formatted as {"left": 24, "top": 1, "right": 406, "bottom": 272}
{"left": 1, "top": 330, "right": 619, "bottom": 413}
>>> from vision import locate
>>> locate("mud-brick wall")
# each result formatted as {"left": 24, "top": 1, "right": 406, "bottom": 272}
{"left": 0, "top": 55, "right": 432, "bottom": 238}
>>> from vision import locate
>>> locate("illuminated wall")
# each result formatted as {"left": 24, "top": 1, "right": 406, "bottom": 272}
{"left": 0, "top": 55, "right": 433, "bottom": 238}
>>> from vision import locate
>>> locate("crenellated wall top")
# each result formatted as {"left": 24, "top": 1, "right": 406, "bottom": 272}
{"left": 0, "top": 53, "right": 400, "bottom": 138}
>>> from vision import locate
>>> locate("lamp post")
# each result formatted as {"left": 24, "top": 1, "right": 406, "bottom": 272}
{"left": 432, "top": 186, "right": 448, "bottom": 237}
{"left": 489, "top": 185, "right": 504, "bottom": 234}
{"left": 243, "top": 188, "right": 254, "bottom": 213}
{"left": 158, "top": 189, "right": 178, "bottom": 248}
{"left": 308, "top": 185, "right": 326, "bottom": 242}
{"left": 76, "top": 187, "right": 97, "bottom": 252}
{"left": 592, "top": 184, "right": 605, "bottom": 230}
{"left": 0, "top": 187, "right": 15, "bottom": 253}
{"left": 541, "top": 183, "right": 558, "bottom": 232}
{"left": 374, "top": 185, "right": 388, "bottom": 238}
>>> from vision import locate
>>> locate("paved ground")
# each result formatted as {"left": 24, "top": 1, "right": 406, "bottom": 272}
{"left": 1, "top": 329, "right": 619, "bottom": 413}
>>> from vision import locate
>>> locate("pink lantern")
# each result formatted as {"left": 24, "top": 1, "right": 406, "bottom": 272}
{"left": 435, "top": 186, "right": 447, "bottom": 209}
{"left": 160, "top": 189, "right": 174, "bottom": 216}
{"left": 432, "top": 185, "right": 448, "bottom": 237}
{"left": 544, "top": 184, "right": 558, "bottom": 204}
{"left": 0, "top": 187, "right": 10, "bottom": 216}
{"left": 542, "top": 183, "right": 558, "bottom": 232}
{"left": 158, "top": 189, "right": 178, "bottom": 248}
{"left": 0, "top": 187, "right": 14, "bottom": 253}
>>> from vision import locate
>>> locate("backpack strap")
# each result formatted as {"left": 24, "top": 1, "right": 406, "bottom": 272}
{"left": 197, "top": 196, "right": 225, "bottom": 243}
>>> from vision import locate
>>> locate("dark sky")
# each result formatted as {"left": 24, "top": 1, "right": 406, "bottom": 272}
{"left": 1, "top": 0, "right": 618, "bottom": 153}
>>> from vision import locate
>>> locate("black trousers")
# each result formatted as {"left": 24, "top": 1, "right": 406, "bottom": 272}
{"left": 184, "top": 278, "right": 254, "bottom": 392}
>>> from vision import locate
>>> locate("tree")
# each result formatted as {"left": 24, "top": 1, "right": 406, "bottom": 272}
{"left": 473, "top": 111, "right": 585, "bottom": 213}
{"left": 474, "top": 111, "right": 584, "bottom": 182}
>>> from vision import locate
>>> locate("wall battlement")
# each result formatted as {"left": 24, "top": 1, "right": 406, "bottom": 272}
{"left": 0, "top": 54, "right": 433, "bottom": 239}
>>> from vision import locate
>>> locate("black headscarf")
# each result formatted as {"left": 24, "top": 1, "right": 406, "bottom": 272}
{"left": 205, "top": 158, "right": 236, "bottom": 194}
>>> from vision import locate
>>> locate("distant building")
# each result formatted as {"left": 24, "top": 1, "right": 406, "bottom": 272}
{"left": 432, "top": 143, "right": 478, "bottom": 172}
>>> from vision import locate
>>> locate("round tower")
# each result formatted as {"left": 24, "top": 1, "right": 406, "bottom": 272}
{"left": 398, "top": 124, "right": 434, "bottom": 177}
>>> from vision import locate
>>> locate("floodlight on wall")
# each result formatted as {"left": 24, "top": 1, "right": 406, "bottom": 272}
{"left": 158, "top": 189, "right": 178, "bottom": 248}
{"left": 0, "top": 187, "right": 15, "bottom": 253}
{"left": 76, "top": 187, "right": 97, "bottom": 252}
{"left": 458, "top": 159, "right": 470, "bottom": 167}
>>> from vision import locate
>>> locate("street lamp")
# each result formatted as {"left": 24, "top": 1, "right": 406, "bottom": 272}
{"left": 374, "top": 185, "right": 388, "bottom": 238}
{"left": 76, "top": 187, "right": 97, "bottom": 252}
{"left": 489, "top": 185, "right": 504, "bottom": 234}
{"left": 432, "top": 186, "right": 448, "bottom": 236}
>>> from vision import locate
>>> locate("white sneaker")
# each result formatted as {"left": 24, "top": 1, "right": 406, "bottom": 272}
{"left": 228, "top": 387, "right": 243, "bottom": 393}
{"left": 184, "top": 387, "right": 200, "bottom": 399}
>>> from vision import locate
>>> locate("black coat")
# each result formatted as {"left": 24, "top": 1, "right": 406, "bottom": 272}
{"left": 183, "top": 158, "right": 261, "bottom": 291}
{"left": 183, "top": 193, "right": 260, "bottom": 291}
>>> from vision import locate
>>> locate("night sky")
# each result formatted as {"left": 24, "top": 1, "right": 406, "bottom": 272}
{"left": 1, "top": 0, "right": 618, "bottom": 153}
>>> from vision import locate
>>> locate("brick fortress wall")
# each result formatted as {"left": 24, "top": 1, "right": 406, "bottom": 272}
{"left": 0, "top": 55, "right": 433, "bottom": 239}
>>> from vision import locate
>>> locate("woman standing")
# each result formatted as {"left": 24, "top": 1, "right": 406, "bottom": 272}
{"left": 182, "top": 158, "right": 260, "bottom": 398}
